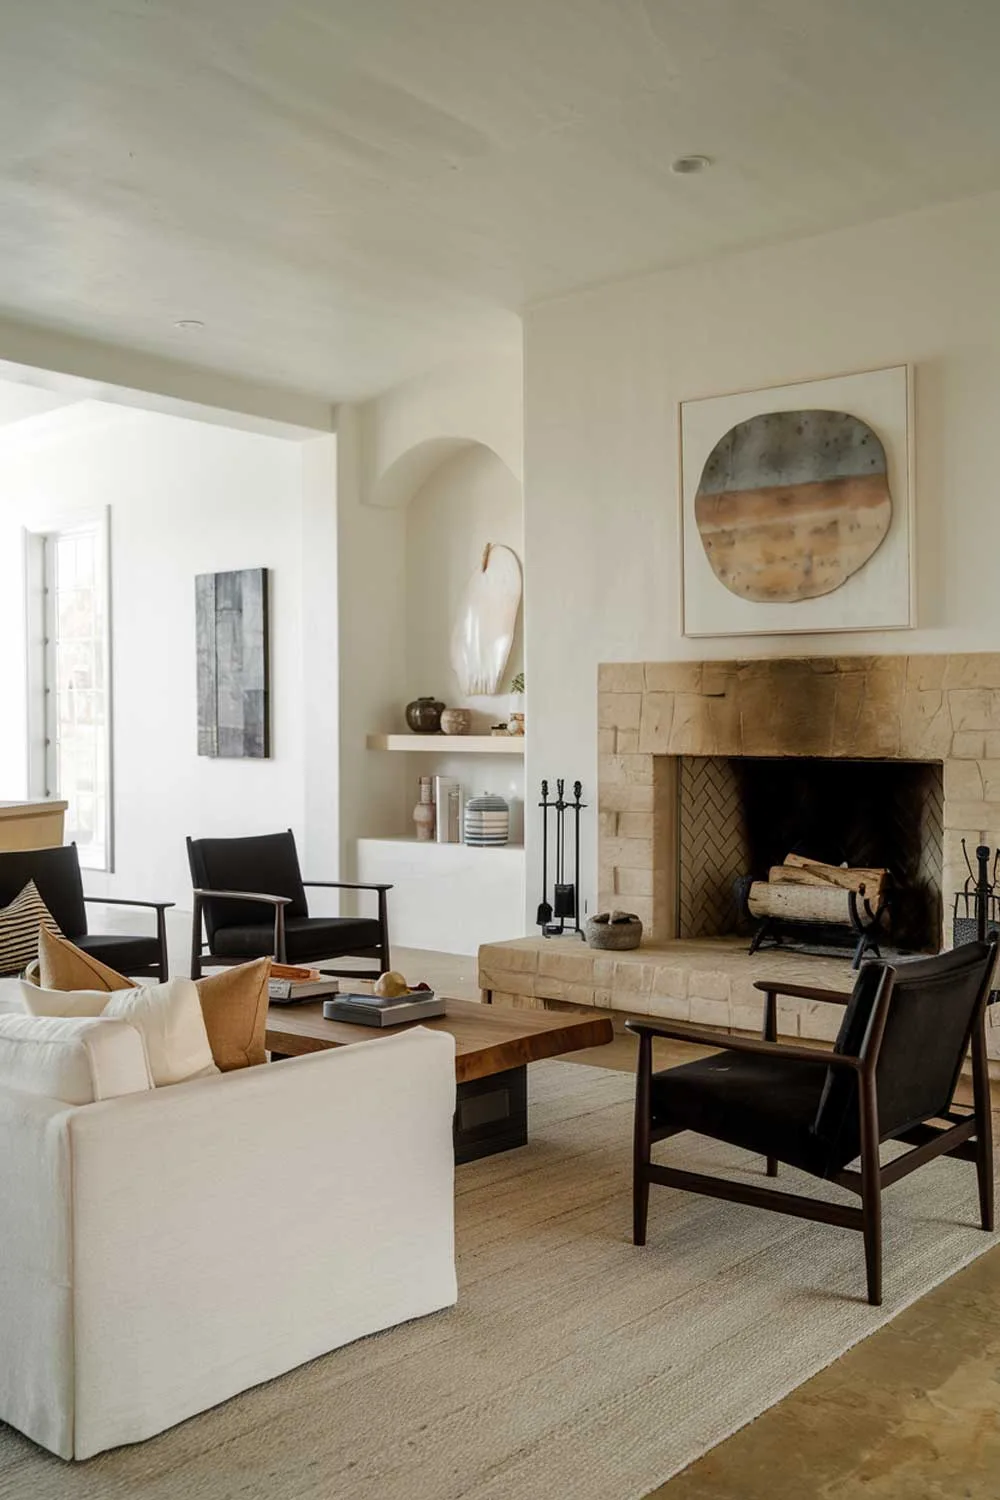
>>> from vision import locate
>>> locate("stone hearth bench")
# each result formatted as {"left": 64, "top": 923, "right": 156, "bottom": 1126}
{"left": 478, "top": 935, "right": 859, "bottom": 1044}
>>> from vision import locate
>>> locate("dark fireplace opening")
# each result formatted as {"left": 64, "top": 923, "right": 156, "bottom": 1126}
{"left": 677, "top": 755, "right": 944, "bottom": 954}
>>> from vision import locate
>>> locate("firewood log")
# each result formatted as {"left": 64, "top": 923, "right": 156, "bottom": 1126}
{"left": 781, "top": 853, "right": 887, "bottom": 898}
{"left": 748, "top": 880, "right": 854, "bottom": 926}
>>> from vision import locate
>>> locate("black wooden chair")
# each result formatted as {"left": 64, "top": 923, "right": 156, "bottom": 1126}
{"left": 627, "top": 938, "right": 997, "bottom": 1305}
{"left": 0, "top": 844, "right": 173, "bottom": 978}
{"left": 187, "top": 830, "right": 392, "bottom": 980}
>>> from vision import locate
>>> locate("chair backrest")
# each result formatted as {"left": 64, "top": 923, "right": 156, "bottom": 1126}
{"left": 0, "top": 845, "right": 87, "bottom": 938}
{"left": 814, "top": 938, "right": 997, "bottom": 1166}
{"left": 186, "top": 831, "right": 308, "bottom": 941}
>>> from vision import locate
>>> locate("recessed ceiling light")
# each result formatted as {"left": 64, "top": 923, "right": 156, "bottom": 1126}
{"left": 671, "top": 155, "right": 712, "bottom": 175}
{"left": 175, "top": 318, "right": 205, "bottom": 330}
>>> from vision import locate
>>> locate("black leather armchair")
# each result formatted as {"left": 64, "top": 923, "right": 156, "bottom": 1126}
{"left": 628, "top": 938, "right": 997, "bottom": 1305}
{"left": 186, "top": 830, "right": 392, "bottom": 980}
{"left": 0, "top": 844, "right": 173, "bottom": 978}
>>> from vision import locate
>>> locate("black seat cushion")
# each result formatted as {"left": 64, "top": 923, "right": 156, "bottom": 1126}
{"left": 650, "top": 1051, "right": 835, "bottom": 1177}
{"left": 210, "top": 916, "right": 382, "bottom": 963}
{"left": 75, "top": 932, "right": 163, "bottom": 975}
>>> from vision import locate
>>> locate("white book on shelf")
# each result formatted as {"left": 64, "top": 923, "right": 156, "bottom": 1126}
{"left": 434, "top": 777, "right": 462, "bottom": 842}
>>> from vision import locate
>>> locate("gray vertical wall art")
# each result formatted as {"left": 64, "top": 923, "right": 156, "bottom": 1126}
{"left": 196, "top": 567, "right": 270, "bottom": 758}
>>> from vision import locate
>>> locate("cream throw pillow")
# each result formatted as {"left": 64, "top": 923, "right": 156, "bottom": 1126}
{"left": 102, "top": 981, "right": 218, "bottom": 1087}
{"left": 24, "top": 976, "right": 218, "bottom": 1088}
{"left": 0, "top": 1013, "right": 154, "bottom": 1104}
{"left": 37, "top": 928, "right": 270, "bottom": 1072}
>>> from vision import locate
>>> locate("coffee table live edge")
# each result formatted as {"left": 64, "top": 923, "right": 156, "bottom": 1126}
{"left": 266, "top": 998, "right": 614, "bottom": 1163}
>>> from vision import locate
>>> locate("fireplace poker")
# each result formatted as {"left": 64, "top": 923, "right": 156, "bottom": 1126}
{"left": 536, "top": 780, "right": 553, "bottom": 929}
{"left": 553, "top": 779, "right": 575, "bottom": 925}
{"left": 571, "top": 781, "right": 587, "bottom": 938}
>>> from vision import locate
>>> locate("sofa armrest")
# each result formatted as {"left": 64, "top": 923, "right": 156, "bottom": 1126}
{"left": 0, "top": 1087, "right": 77, "bottom": 1457}
{"left": 64, "top": 1028, "right": 457, "bottom": 1458}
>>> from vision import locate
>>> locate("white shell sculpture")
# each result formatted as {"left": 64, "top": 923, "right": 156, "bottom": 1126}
{"left": 450, "top": 543, "right": 522, "bottom": 696}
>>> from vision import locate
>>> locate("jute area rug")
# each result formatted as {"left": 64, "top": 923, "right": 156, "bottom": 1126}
{"left": 1, "top": 1061, "right": 997, "bottom": 1500}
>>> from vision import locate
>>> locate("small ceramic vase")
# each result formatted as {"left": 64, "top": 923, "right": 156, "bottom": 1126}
{"left": 413, "top": 775, "right": 435, "bottom": 841}
{"left": 405, "top": 697, "right": 445, "bottom": 733}
{"left": 440, "top": 707, "right": 472, "bottom": 736}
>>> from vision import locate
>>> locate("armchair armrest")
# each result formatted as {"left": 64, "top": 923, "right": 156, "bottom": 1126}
{"left": 753, "top": 980, "right": 852, "bottom": 1006}
{"left": 302, "top": 881, "right": 394, "bottom": 892}
{"left": 191, "top": 888, "right": 292, "bottom": 906}
{"left": 83, "top": 896, "right": 176, "bottom": 910}
{"left": 190, "top": 888, "right": 292, "bottom": 971}
{"left": 624, "top": 1017, "right": 860, "bottom": 1071}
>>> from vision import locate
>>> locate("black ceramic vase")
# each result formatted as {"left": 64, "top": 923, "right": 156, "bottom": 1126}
{"left": 405, "top": 697, "right": 445, "bottom": 733}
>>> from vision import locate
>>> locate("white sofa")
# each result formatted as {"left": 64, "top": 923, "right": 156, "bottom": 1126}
{"left": 0, "top": 1026, "right": 457, "bottom": 1460}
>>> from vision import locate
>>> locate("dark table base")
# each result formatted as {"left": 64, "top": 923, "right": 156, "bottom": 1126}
{"left": 454, "top": 1065, "right": 527, "bottom": 1163}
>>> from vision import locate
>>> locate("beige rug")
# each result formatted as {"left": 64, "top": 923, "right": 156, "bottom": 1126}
{"left": 2, "top": 1061, "right": 997, "bottom": 1500}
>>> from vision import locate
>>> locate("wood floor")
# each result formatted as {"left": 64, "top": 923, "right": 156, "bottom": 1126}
{"left": 397, "top": 945, "right": 1000, "bottom": 1500}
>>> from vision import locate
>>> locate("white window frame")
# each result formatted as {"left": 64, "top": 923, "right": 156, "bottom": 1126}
{"left": 25, "top": 509, "right": 115, "bottom": 873}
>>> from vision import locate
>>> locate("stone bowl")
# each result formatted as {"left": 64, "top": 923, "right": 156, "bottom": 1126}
{"left": 584, "top": 912, "right": 643, "bottom": 950}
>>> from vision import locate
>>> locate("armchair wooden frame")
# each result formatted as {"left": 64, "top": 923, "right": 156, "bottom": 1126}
{"left": 83, "top": 895, "right": 175, "bottom": 980}
{"left": 189, "top": 881, "right": 392, "bottom": 980}
{"left": 627, "top": 948, "right": 996, "bottom": 1306}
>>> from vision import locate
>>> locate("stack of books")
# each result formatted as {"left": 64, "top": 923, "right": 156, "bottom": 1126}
{"left": 267, "top": 963, "right": 341, "bottom": 1004}
{"left": 322, "top": 990, "right": 445, "bottom": 1027}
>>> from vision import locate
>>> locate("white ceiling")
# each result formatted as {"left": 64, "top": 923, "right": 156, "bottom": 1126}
{"left": 2, "top": 0, "right": 999, "bottom": 401}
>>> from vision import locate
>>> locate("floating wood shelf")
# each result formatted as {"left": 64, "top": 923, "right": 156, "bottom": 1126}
{"left": 366, "top": 734, "right": 525, "bottom": 755}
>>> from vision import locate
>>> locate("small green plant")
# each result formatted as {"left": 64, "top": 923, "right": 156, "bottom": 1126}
{"left": 510, "top": 671, "right": 525, "bottom": 695}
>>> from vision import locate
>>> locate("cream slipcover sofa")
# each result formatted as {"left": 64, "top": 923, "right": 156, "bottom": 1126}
{"left": 0, "top": 1026, "right": 457, "bottom": 1460}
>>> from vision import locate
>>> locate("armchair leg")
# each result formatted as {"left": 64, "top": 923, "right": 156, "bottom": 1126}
{"left": 156, "top": 906, "right": 170, "bottom": 982}
{"left": 189, "top": 895, "right": 204, "bottom": 981}
{"left": 859, "top": 1072, "right": 883, "bottom": 1306}
{"left": 633, "top": 1032, "right": 652, "bottom": 1246}
{"left": 766, "top": 1157, "right": 778, "bottom": 1178}
{"left": 377, "top": 888, "right": 391, "bottom": 975}
{"left": 972, "top": 1017, "right": 995, "bottom": 1232}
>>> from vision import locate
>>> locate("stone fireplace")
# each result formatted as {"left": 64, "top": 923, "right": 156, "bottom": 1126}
{"left": 598, "top": 654, "right": 1000, "bottom": 952}
{"left": 479, "top": 652, "right": 1000, "bottom": 1059}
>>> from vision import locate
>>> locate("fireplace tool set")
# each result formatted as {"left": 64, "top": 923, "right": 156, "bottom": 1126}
{"left": 537, "top": 779, "right": 587, "bottom": 938}
{"left": 953, "top": 839, "right": 1000, "bottom": 946}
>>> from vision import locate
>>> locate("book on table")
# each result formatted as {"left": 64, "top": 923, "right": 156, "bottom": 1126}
{"left": 322, "top": 991, "right": 444, "bottom": 1026}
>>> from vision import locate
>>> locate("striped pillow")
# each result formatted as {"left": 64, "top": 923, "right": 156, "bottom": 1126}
{"left": 0, "top": 881, "right": 62, "bottom": 977}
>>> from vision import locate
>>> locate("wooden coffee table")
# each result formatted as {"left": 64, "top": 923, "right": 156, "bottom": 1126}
{"left": 266, "top": 998, "right": 614, "bottom": 1162}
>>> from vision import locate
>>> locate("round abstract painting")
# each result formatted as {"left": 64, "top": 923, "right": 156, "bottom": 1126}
{"left": 694, "top": 409, "right": 892, "bottom": 603}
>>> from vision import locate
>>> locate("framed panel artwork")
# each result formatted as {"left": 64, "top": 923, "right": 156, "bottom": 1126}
{"left": 196, "top": 567, "right": 270, "bottom": 758}
{"left": 679, "top": 364, "right": 914, "bottom": 637}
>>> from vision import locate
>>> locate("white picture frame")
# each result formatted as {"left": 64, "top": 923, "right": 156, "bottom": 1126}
{"left": 679, "top": 364, "right": 914, "bottom": 637}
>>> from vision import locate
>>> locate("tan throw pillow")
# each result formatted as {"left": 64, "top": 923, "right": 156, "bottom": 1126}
{"left": 38, "top": 927, "right": 134, "bottom": 992}
{"left": 36, "top": 929, "right": 270, "bottom": 1072}
{"left": 196, "top": 960, "right": 272, "bottom": 1071}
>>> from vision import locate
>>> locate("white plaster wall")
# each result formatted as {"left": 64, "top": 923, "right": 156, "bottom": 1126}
{"left": 523, "top": 188, "right": 1000, "bottom": 922}
{"left": 337, "top": 356, "right": 526, "bottom": 950}
{"left": 0, "top": 406, "right": 309, "bottom": 909}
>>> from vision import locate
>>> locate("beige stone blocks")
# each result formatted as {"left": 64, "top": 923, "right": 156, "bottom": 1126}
{"left": 598, "top": 663, "right": 645, "bottom": 694}
{"left": 597, "top": 652, "right": 1000, "bottom": 948}
{"left": 688, "top": 996, "right": 730, "bottom": 1027}
{"left": 476, "top": 936, "right": 854, "bottom": 1044}
{"left": 599, "top": 692, "right": 642, "bottom": 731}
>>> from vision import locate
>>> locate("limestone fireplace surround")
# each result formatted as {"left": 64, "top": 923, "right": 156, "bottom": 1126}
{"left": 478, "top": 653, "right": 1000, "bottom": 1057}
{"left": 597, "top": 653, "right": 1000, "bottom": 947}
